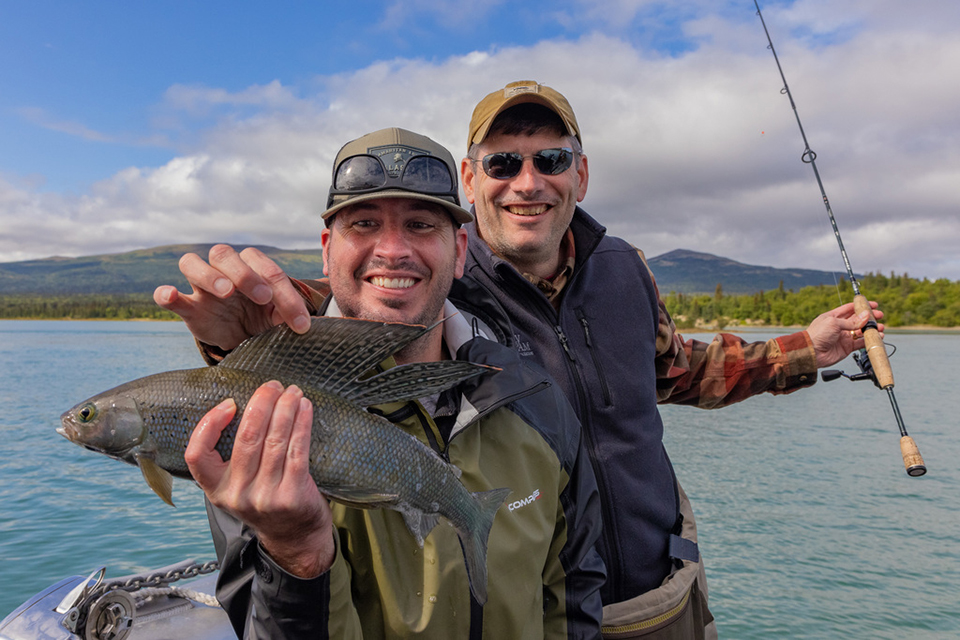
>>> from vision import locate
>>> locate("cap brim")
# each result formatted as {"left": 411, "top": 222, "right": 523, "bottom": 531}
{"left": 321, "top": 189, "right": 474, "bottom": 224}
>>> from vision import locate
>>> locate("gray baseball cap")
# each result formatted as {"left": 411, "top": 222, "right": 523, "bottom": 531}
{"left": 322, "top": 127, "right": 473, "bottom": 224}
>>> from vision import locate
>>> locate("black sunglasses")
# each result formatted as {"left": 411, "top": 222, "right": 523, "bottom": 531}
{"left": 327, "top": 154, "right": 457, "bottom": 207}
{"left": 478, "top": 148, "right": 574, "bottom": 180}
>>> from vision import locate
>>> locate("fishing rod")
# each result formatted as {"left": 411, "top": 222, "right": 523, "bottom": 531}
{"left": 753, "top": 1, "right": 926, "bottom": 477}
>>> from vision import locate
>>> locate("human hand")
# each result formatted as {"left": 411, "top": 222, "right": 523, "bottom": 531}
{"left": 806, "top": 300, "right": 885, "bottom": 369}
{"left": 153, "top": 244, "right": 312, "bottom": 351}
{"left": 186, "top": 382, "right": 334, "bottom": 578}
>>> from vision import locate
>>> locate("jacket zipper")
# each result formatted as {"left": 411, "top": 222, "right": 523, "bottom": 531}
{"left": 575, "top": 309, "right": 612, "bottom": 406}
{"left": 554, "top": 325, "right": 575, "bottom": 361}
{"left": 497, "top": 262, "right": 625, "bottom": 599}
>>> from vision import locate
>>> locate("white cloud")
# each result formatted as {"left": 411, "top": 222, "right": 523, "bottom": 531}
{"left": 162, "top": 80, "right": 302, "bottom": 116}
{"left": 2, "top": 4, "right": 959, "bottom": 281}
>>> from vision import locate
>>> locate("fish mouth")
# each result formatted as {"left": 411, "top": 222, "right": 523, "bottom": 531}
{"left": 56, "top": 423, "right": 76, "bottom": 442}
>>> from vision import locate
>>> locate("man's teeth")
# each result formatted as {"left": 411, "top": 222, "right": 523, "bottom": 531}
{"left": 506, "top": 205, "right": 548, "bottom": 216}
{"left": 370, "top": 276, "right": 415, "bottom": 289}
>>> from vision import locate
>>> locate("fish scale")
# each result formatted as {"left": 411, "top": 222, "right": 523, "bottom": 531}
{"left": 58, "top": 316, "right": 510, "bottom": 604}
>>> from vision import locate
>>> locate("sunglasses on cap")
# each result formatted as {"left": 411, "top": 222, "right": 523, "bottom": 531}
{"left": 478, "top": 148, "right": 574, "bottom": 180}
{"left": 327, "top": 154, "right": 457, "bottom": 203}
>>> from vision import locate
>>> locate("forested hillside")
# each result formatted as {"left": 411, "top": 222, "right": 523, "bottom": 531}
{"left": 663, "top": 273, "right": 960, "bottom": 329}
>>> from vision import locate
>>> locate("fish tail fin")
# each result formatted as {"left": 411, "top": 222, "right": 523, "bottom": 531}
{"left": 457, "top": 487, "right": 511, "bottom": 605}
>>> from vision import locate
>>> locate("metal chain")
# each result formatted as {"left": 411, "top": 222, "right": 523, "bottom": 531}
{"left": 87, "top": 560, "right": 220, "bottom": 599}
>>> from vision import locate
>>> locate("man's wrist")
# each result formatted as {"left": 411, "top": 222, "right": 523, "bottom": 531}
{"left": 259, "top": 526, "right": 336, "bottom": 579}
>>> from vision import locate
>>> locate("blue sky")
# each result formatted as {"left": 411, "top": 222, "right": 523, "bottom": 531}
{"left": 2, "top": 1, "right": 727, "bottom": 192}
{"left": 2, "top": 0, "right": 959, "bottom": 280}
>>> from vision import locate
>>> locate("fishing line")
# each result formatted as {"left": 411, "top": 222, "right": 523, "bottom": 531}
{"left": 753, "top": 1, "right": 926, "bottom": 477}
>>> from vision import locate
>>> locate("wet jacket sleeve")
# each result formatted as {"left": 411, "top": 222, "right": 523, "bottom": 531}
{"left": 204, "top": 500, "right": 363, "bottom": 639}
{"left": 545, "top": 430, "right": 607, "bottom": 637}
{"left": 635, "top": 250, "right": 819, "bottom": 408}
{"left": 517, "top": 383, "right": 606, "bottom": 637}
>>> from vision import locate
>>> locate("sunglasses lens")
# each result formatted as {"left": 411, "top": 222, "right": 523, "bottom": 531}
{"left": 534, "top": 149, "right": 573, "bottom": 175}
{"left": 334, "top": 156, "right": 387, "bottom": 190}
{"left": 480, "top": 149, "right": 574, "bottom": 179}
{"left": 403, "top": 156, "right": 454, "bottom": 192}
{"left": 482, "top": 153, "right": 523, "bottom": 180}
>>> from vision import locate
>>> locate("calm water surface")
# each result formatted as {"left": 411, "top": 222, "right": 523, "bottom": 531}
{"left": 1, "top": 321, "right": 957, "bottom": 638}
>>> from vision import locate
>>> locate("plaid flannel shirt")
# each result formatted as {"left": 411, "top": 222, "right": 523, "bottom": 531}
{"left": 643, "top": 252, "right": 818, "bottom": 408}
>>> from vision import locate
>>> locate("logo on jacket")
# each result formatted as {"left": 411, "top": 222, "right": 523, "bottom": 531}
{"left": 514, "top": 333, "right": 533, "bottom": 358}
{"left": 508, "top": 489, "right": 541, "bottom": 512}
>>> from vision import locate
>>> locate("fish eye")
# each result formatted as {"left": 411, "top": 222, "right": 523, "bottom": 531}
{"left": 77, "top": 403, "right": 98, "bottom": 423}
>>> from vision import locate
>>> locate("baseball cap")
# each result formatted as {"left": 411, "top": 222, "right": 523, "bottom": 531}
{"left": 467, "top": 80, "right": 581, "bottom": 148}
{"left": 323, "top": 127, "right": 473, "bottom": 224}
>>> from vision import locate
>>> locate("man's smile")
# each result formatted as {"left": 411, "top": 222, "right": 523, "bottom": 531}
{"left": 504, "top": 204, "right": 549, "bottom": 216}
{"left": 367, "top": 275, "right": 418, "bottom": 289}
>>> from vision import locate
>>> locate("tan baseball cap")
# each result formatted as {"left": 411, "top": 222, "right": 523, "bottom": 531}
{"left": 323, "top": 127, "right": 473, "bottom": 224}
{"left": 467, "top": 80, "right": 581, "bottom": 149}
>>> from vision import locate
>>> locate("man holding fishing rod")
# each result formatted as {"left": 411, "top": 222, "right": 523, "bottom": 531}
{"left": 157, "top": 128, "right": 606, "bottom": 638}
{"left": 158, "top": 87, "right": 883, "bottom": 639}
{"left": 453, "top": 80, "right": 886, "bottom": 639}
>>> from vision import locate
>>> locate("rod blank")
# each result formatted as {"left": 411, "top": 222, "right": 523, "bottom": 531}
{"left": 754, "top": 1, "right": 925, "bottom": 477}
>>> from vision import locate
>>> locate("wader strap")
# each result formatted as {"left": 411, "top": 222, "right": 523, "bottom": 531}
{"left": 669, "top": 496, "right": 699, "bottom": 567}
{"left": 668, "top": 534, "right": 699, "bottom": 565}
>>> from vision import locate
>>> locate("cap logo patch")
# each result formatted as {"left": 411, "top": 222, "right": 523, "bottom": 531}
{"left": 503, "top": 84, "right": 540, "bottom": 98}
{"left": 366, "top": 144, "right": 430, "bottom": 178}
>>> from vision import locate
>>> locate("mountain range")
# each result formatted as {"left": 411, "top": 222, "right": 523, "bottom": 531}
{"left": 646, "top": 249, "right": 852, "bottom": 295}
{"left": 0, "top": 245, "right": 849, "bottom": 296}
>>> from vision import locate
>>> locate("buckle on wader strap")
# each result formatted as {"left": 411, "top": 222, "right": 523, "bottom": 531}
{"left": 669, "top": 514, "right": 699, "bottom": 568}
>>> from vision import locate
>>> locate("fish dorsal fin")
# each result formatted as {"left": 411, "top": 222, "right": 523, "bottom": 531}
{"left": 344, "top": 361, "right": 498, "bottom": 407}
{"left": 137, "top": 455, "right": 175, "bottom": 506}
{"left": 219, "top": 317, "right": 430, "bottom": 393}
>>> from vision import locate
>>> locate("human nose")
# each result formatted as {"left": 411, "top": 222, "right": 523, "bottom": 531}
{"left": 509, "top": 157, "right": 544, "bottom": 193}
{"left": 373, "top": 226, "right": 412, "bottom": 261}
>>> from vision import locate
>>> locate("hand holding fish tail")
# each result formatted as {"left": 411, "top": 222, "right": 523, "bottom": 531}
{"left": 186, "top": 381, "right": 335, "bottom": 579}
{"left": 806, "top": 300, "right": 885, "bottom": 368}
{"left": 153, "top": 244, "right": 312, "bottom": 352}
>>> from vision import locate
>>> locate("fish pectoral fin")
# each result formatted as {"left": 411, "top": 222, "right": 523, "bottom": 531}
{"left": 399, "top": 507, "right": 441, "bottom": 548}
{"left": 324, "top": 486, "right": 400, "bottom": 510}
{"left": 137, "top": 455, "right": 175, "bottom": 507}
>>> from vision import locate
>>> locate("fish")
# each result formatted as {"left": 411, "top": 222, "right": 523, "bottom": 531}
{"left": 58, "top": 316, "right": 511, "bottom": 604}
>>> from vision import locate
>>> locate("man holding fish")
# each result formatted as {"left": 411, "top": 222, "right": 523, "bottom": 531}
{"left": 153, "top": 128, "right": 606, "bottom": 638}
{"left": 155, "top": 85, "right": 881, "bottom": 639}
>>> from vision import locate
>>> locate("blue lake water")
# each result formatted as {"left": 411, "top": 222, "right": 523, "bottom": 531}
{"left": 1, "top": 321, "right": 957, "bottom": 638}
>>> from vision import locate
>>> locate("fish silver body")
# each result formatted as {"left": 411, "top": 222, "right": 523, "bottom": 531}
{"left": 58, "top": 317, "right": 509, "bottom": 604}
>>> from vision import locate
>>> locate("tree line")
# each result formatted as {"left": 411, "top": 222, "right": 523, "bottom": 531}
{"left": 2, "top": 272, "right": 958, "bottom": 327}
{"left": 663, "top": 272, "right": 960, "bottom": 329}
{"left": 0, "top": 294, "right": 179, "bottom": 321}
